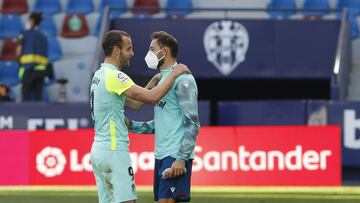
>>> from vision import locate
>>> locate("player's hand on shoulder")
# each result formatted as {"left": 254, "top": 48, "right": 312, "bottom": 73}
{"left": 172, "top": 63, "right": 191, "bottom": 77}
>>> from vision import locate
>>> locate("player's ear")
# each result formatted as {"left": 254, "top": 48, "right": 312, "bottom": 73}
{"left": 163, "top": 47, "right": 170, "bottom": 56}
{"left": 113, "top": 45, "right": 120, "bottom": 56}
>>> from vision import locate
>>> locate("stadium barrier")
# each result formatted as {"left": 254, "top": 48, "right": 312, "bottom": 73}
{"left": 0, "top": 126, "right": 340, "bottom": 186}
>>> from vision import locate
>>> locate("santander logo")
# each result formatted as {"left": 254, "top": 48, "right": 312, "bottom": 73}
{"left": 36, "top": 147, "right": 67, "bottom": 177}
{"left": 36, "top": 144, "right": 333, "bottom": 178}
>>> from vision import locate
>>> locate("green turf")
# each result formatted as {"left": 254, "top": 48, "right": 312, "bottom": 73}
{"left": 0, "top": 186, "right": 360, "bottom": 203}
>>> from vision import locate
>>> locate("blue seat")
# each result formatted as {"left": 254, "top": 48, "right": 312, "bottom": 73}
{"left": 66, "top": 0, "right": 94, "bottom": 14}
{"left": 99, "top": 0, "right": 127, "bottom": 16}
{"left": 350, "top": 16, "right": 359, "bottom": 39}
{"left": 39, "top": 13, "right": 57, "bottom": 37}
{"left": 48, "top": 37, "right": 62, "bottom": 62}
{"left": 268, "top": 0, "right": 296, "bottom": 19}
{"left": 34, "top": 0, "right": 61, "bottom": 15}
{"left": 94, "top": 15, "right": 102, "bottom": 36}
{"left": 0, "top": 61, "right": 19, "bottom": 86}
{"left": 337, "top": 0, "right": 360, "bottom": 9}
{"left": 335, "top": 0, "right": 360, "bottom": 39}
{"left": 166, "top": 0, "right": 193, "bottom": 16}
{"left": 337, "top": 0, "right": 360, "bottom": 16}
{"left": 0, "top": 14, "right": 23, "bottom": 38}
{"left": 303, "top": 0, "right": 329, "bottom": 16}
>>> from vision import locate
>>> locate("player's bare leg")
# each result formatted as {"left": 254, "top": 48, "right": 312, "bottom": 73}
{"left": 122, "top": 200, "right": 136, "bottom": 203}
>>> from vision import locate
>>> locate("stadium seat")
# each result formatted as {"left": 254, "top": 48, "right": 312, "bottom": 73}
{"left": 132, "top": 0, "right": 160, "bottom": 15}
{"left": 337, "top": 0, "right": 360, "bottom": 9}
{"left": 93, "top": 14, "right": 103, "bottom": 36}
{"left": 61, "top": 14, "right": 89, "bottom": 38}
{"left": 350, "top": 16, "right": 359, "bottom": 39}
{"left": 1, "top": 0, "right": 29, "bottom": 14}
{"left": 193, "top": 0, "right": 268, "bottom": 8}
{"left": 0, "top": 61, "right": 19, "bottom": 86}
{"left": 337, "top": 0, "right": 360, "bottom": 17}
{"left": 166, "top": 0, "right": 193, "bottom": 16}
{"left": 268, "top": 0, "right": 297, "bottom": 19}
{"left": 53, "top": 58, "right": 91, "bottom": 102}
{"left": 34, "top": 0, "right": 62, "bottom": 15}
{"left": 66, "top": 0, "right": 94, "bottom": 14}
{"left": 99, "top": 0, "right": 127, "bottom": 16}
{"left": 39, "top": 13, "right": 57, "bottom": 37}
{"left": 85, "top": 12, "right": 100, "bottom": 36}
{"left": 303, "top": 0, "right": 329, "bottom": 17}
{"left": 48, "top": 37, "right": 62, "bottom": 62}
{"left": 0, "top": 14, "right": 23, "bottom": 38}
{"left": 333, "top": 0, "right": 360, "bottom": 38}
{"left": 0, "top": 37, "right": 20, "bottom": 60}
{"left": 58, "top": 36, "right": 97, "bottom": 58}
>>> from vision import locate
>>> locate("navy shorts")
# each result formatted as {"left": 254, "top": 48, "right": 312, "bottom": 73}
{"left": 154, "top": 156, "right": 193, "bottom": 202}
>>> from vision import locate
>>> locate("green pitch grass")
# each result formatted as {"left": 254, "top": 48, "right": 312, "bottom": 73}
{"left": 0, "top": 186, "right": 360, "bottom": 203}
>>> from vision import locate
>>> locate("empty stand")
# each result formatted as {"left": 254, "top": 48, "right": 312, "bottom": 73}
{"left": 48, "top": 37, "right": 62, "bottom": 62}
{"left": 132, "top": 0, "right": 160, "bottom": 15}
{"left": 1, "top": 0, "right": 28, "bottom": 14}
{"left": 52, "top": 58, "right": 92, "bottom": 102}
{"left": 166, "top": 0, "right": 193, "bottom": 16}
{"left": 0, "top": 37, "right": 19, "bottom": 60}
{"left": 192, "top": 0, "right": 269, "bottom": 9}
{"left": 58, "top": 36, "right": 96, "bottom": 58}
{"left": 0, "top": 14, "right": 23, "bottom": 38}
{"left": 268, "top": 0, "right": 297, "bottom": 19}
{"left": 85, "top": 12, "right": 100, "bottom": 36}
{"left": 39, "top": 13, "right": 57, "bottom": 36}
{"left": 99, "top": 0, "right": 127, "bottom": 17}
{"left": 61, "top": 14, "right": 89, "bottom": 38}
{"left": 0, "top": 60, "right": 19, "bottom": 86}
{"left": 34, "top": 0, "right": 62, "bottom": 15}
{"left": 302, "top": 0, "right": 329, "bottom": 17}
{"left": 66, "top": 0, "right": 94, "bottom": 15}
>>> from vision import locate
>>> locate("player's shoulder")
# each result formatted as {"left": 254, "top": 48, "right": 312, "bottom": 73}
{"left": 176, "top": 73, "right": 196, "bottom": 84}
{"left": 104, "top": 68, "right": 133, "bottom": 85}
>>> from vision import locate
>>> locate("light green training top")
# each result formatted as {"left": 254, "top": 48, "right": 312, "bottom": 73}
{"left": 129, "top": 65, "right": 200, "bottom": 160}
{"left": 90, "top": 63, "right": 134, "bottom": 151}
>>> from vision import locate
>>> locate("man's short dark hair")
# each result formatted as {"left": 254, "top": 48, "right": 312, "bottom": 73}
{"left": 152, "top": 31, "right": 178, "bottom": 58}
{"left": 102, "top": 30, "right": 131, "bottom": 56}
{"left": 29, "top": 12, "right": 44, "bottom": 26}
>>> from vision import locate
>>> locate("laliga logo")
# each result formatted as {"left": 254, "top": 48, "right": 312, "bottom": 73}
{"left": 36, "top": 147, "right": 92, "bottom": 178}
{"left": 36, "top": 147, "right": 66, "bottom": 178}
{"left": 203, "top": 20, "right": 249, "bottom": 76}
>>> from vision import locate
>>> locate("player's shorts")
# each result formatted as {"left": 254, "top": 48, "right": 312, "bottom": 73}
{"left": 91, "top": 145, "right": 137, "bottom": 203}
{"left": 154, "top": 156, "right": 193, "bottom": 202}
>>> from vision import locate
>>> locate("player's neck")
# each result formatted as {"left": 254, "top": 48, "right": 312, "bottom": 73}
{"left": 160, "top": 58, "right": 176, "bottom": 70}
{"left": 104, "top": 57, "right": 121, "bottom": 70}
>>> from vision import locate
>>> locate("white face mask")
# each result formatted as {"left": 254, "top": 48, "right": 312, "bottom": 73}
{"left": 144, "top": 49, "right": 165, "bottom": 69}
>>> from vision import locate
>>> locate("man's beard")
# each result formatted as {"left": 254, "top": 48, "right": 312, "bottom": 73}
{"left": 119, "top": 54, "right": 129, "bottom": 68}
{"left": 157, "top": 58, "right": 165, "bottom": 69}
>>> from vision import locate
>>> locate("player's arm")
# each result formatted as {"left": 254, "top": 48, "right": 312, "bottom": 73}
{"left": 168, "top": 77, "right": 200, "bottom": 178}
{"left": 125, "top": 73, "right": 161, "bottom": 110}
{"left": 123, "top": 65, "right": 190, "bottom": 104}
{"left": 125, "top": 117, "right": 155, "bottom": 134}
{"left": 175, "top": 78, "right": 200, "bottom": 161}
